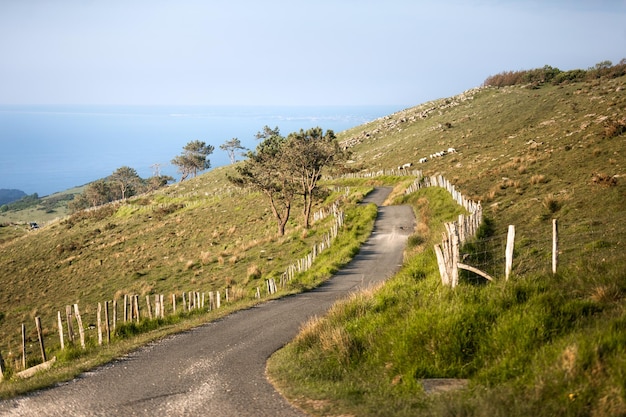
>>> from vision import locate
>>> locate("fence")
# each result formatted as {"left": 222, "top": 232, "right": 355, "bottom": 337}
{"left": 266, "top": 203, "right": 345, "bottom": 294}
{"left": 404, "top": 175, "right": 484, "bottom": 287}
{"left": 1, "top": 201, "right": 348, "bottom": 380}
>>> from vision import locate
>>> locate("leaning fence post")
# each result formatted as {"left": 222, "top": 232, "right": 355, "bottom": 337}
{"left": 35, "top": 316, "right": 47, "bottom": 362}
{"left": 505, "top": 225, "right": 515, "bottom": 280}
{"left": 552, "top": 219, "right": 558, "bottom": 275}
{"left": 74, "top": 304, "right": 86, "bottom": 349}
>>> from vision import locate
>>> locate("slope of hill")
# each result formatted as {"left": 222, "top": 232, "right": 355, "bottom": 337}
{"left": 0, "top": 69, "right": 624, "bottom": 415}
{"left": 267, "top": 74, "right": 626, "bottom": 416}
{"left": 0, "top": 162, "right": 377, "bottom": 395}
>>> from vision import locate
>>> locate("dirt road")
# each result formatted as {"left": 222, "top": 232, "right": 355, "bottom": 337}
{"left": 0, "top": 187, "right": 415, "bottom": 417}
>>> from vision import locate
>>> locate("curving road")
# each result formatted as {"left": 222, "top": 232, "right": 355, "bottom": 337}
{"left": 0, "top": 187, "right": 415, "bottom": 417}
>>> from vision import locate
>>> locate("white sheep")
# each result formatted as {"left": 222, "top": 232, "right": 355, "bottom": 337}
{"left": 419, "top": 157, "right": 428, "bottom": 163}
{"left": 447, "top": 147, "right": 457, "bottom": 153}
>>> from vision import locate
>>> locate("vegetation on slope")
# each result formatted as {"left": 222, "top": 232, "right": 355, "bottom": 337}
{"left": 0, "top": 62, "right": 624, "bottom": 416}
{"left": 0, "top": 161, "right": 377, "bottom": 396}
{"left": 268, "top": 69, "right": 626, "bottom": 416}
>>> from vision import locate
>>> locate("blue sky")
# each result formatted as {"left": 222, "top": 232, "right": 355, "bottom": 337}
{"left": 1, "top": 0, "right": 625, "bottom": 106}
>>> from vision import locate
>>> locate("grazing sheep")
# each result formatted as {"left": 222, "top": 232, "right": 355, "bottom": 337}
{"left": 398, "top": 162, "right": 412, "bottom": 170}
{"left": 447, "top": 147, "right": 457, "bottom": 153}
{"left": 419, "top": 157, "right": 428, "bottom": 163}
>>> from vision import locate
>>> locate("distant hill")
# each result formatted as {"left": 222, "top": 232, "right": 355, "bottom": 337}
{"left": 0, "top": 188, "right": 27, "bottom": 205}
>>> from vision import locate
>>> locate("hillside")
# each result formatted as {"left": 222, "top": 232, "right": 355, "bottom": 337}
{"left": 0, "top": 69, "right": 624, "bottom": 414}
{"left": 267, "top": 73, "right": 626, "bottom": 416}
{"left": 0, "top": 190, "right": 27, "bottom": 206}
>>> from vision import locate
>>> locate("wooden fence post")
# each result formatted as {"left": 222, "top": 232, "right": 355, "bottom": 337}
{"left": 123, "top": 294, "right": 128, "bottom": 322}
{"left": 182, "top": 292, "right": 186, "bottom": 312}
{"left": 505, "top": 225, "right": 515, "bottom": 280}
{"left": 146, "top": 295, "right": 153, "bottom": 319}
{"left": 35, "top": 317, "right": 47, "bottom": 362}
{"left": 450, "top": 223, "right": 460, "bottom": 288}
{"left": 134, "top": 295, "right": 140, "bottom": 322}
{"left": 154, "top": 294, "right": 160, "bottom": 319}
{"left": 172, "top": 293, "right": 177, "bottom": 314}
{"left": 65, "top": 305, "right": 74, "bottom": 343}
{"left": 104, "top": 301, "right": 111, "bottom": 344}
{"left": 0, "top": 350, "right": 5, "bottom": 380}
{"left": 112, "top": 299, "right": 117, "bottom": 331}
{"left": 216, "top": 291, "right": 221, "bottom": 309}
{"left": 57, "top": 311, "right": 65, "bottom": 350}
{"left": 21, "top": 324, "right": 26, "bottom": 369}
{"left": 97, "top": 303, "right": 103, "bottom": 345}
{"left": 74, "top": 304, "right": 86, "bottom": 349}
{"left": 552, "top": 219, "right": 558, "bottom": 275}
{"left": 160, "top": 294, "right": 165, "bottom": 318}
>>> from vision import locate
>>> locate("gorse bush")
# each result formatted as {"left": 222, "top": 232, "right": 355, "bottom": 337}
{"left": 483, "top": 60, "right": 626, "bottom": 88}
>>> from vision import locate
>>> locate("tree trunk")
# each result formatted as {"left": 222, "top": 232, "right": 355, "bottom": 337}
{"left": 302, "top": 191, "right": 313, "bottom": 229}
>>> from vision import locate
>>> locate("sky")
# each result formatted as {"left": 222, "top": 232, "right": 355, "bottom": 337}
{"left": 0, "top": 0, "right": 625, "bottom": 107}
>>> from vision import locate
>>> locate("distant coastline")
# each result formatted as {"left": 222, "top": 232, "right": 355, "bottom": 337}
{"left": 0, "top": 105, "right": 403, "bottom": 196}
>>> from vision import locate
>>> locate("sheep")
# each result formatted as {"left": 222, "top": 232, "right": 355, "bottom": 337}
{"left": 419, "top": 157, "right": 428, "bottom": 163}
{"left": 398, "top": 162, "right": 412, "bottom": 170}
{"left": 447, "top": 147, "right": 457, "bottom": 153}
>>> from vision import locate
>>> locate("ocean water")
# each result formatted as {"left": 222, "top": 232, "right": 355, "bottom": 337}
{"left": 0, "top": 105, "right": 403, "bottom": 196}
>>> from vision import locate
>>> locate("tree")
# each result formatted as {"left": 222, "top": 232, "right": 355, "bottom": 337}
{"left": 84, "top": 180, "right": 112, "bottom": 207}
{"left": 255, "top": 125, "right": 280, "bottom": 141}
{"left": 171, "top": 140, "right": 214, "bottom": 181}
{"left": 219, "top": 138, "right": 246, "bottom": 164}
{"left": 229, "top": 128, "right": 296, "bottom": 237}
{"left": 285, "top": 127, "right": 343, "bottom": 229}
{"left": 110, "top": 166, "right": 141, "bottom": 200}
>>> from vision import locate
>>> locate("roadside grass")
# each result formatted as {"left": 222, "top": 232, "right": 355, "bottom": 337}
{"left": 268, "top": 185, "right": 626, "bottom": 417}
{"left": 1, "top": 71, "right": 625, "bottom": 413}
{"left": 0, "top": 171, "right": 380, "bottom": 398}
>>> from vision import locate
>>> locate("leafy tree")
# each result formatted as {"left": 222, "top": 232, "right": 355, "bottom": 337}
{"left": 285, "top": 127, "right": 343, "bottom": 229}
{"left": 171, "top": 140, "right": 214, "bottom": 181}
{"left": 229, "top": 128, "right": 295, "bottom": 237}
{"left": 219, "top": 138, "right": 246, "bottom": 164}
{"left": 255, "top": 125, "right": 280, "bottom": 141}
{"left": 146, "top": 175, "right": 175, "bottom": 191}
{"left": 86, "top": 180, "right": 112, "bottom": 207}
{"left": 110, "top": 166, "right": 141, "bottom": 200}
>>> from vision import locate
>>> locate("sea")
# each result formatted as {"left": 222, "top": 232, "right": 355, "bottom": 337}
{"left": 0, "top": 105, "right": 404, "bottom": 197}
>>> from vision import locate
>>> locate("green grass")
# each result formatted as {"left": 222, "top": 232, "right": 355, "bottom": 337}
{"left": 268, "top": 187, "right": 626, "bottom": 417}
{"left": 0, "top": 166, "right": 381, "bottom": 397}
{"left": 1, "top": 71, "right": 625, "bottom": 415}
{"left": 266, "top": 73, "right": 626, "bottom": 416}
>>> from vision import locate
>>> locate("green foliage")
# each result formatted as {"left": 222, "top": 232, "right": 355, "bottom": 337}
{"left": 1, "top": 193, "right": 40, "bottom": 211}
{"left": 171, "top": 140, "right": 214, "bottom": 181}
{"left": 483, "top": 60, "right": 626, "bottom": 87}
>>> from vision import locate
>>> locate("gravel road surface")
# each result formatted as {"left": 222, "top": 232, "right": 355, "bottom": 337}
{"left": 0, "top": 187, "right": 415, "bottom": 417}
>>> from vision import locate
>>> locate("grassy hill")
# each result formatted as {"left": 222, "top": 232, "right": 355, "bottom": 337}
{"left": 0, "top": 69, "right": 624, "bottom": 415}
{"left": 267, "top": 74, "right": 626, "bottom": 416}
